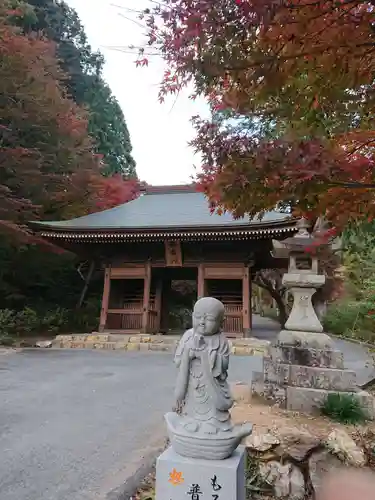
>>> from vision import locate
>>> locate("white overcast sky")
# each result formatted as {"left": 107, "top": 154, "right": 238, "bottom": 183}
{"left": 66, "top": 0, "right": 209, "bottom": 185}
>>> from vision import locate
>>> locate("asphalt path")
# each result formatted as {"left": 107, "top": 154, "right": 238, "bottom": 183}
{"left": 0, "top": 331, "right": 372, "bottom": 500}
{"left": 0, "top": 349, "right": 260, "bottom": 500}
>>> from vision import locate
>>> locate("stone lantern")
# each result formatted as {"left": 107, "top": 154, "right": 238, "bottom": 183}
{"left": 280, "top": 218, "right": 326, "bottom": 334}
{"left": 251, "top": 217, "right": 375, "bottom": 416}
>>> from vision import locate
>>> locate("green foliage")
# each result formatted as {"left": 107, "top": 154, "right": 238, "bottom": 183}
{"left": 324, "top": 222, "right": 375, "bottom": 342}
{"left": 0, "top": 0, "right": 134, "bottom": 335}
{"left": 85, "top": 77, "right": 136, "bottom": 176}
{"left": 18, "top": 0, "right": 136, "bottom": 177}
{"left": 0, "top": 238, "right": 95, "bottom": 310}
{"left": 0, "top": 309, "right": 17, "bottom": 345}
{"left": 0, "top": 235, "right": 103, "bottom": 342}
{"left": 0, "top": 0, "right": 102, "bottom": 227}
{"left": 335, "top": 227, "right": 371, "bottom": 287}
{"left": 17, "top": 0, "right": 104, "bottom": 102}
{"left": 167, "top": 281, "right": 196, "bottom": 330}
{"left": 321, "top": 393, "right": 367, "bottom": 425}
{"left": 138, "top": 490, "right": 155, "bottom": 500}
{"left": 0, "top": 299, "right": 100, "bottom": 345}
{"left": 323, "top": 300, "right": 375, "bottom": 343}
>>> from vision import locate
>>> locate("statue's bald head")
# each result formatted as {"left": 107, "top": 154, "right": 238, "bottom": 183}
{"left": 193, "top": 297, "right": 225, "bottom": 336}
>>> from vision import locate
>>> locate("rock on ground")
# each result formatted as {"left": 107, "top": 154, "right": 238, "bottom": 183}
{"left": 237, "top": 399, "right": 373, "bottom": 500}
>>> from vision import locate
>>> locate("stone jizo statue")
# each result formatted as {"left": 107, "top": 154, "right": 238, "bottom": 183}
{"left": 165, "top": 297, "right": 252, "bottom": 460}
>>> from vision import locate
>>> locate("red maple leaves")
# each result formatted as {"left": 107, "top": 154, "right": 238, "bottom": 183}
{"left": 135, "top": 58, "right": 149, "bottom": 67}
{"left": 138, "top": 0, "right": 375, "bottom": 230}
{"left": 90, "top": 175, "right": 140, "bottom": 211}
{"left": 0, "top": 0, "right": 136, "bottom": 243}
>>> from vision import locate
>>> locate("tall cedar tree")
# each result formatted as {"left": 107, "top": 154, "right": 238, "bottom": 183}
{"left": 0, "top": 1, "right": 104, "bottom": 235}
{"left": 20, "top": 0, "right": 136, "bottom": 177}
{"left": 0, "top": 1, "right": 139, "bottom": 319}
{"left": 142, "top": 0, "right": 375, "bottom": 230}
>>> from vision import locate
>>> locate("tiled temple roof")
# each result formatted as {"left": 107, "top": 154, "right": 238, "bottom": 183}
{"left": 30, "top": 185, "right": 297, "bottom": 242}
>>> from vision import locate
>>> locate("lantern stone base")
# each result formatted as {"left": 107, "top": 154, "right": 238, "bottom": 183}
{"left": 155, "top": 446, "right": 246, "bottom": 500}
{"left": 252, "top": 338, "right": 375, "bottom": 418}
{"left": 277, "top": 330, "right": 334, "bottom": 349}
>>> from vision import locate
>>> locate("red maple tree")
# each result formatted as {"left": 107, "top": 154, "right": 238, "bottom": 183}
{"left": 89, "top": 174, "right": 140, "bottom": 211}
{"left": 0, "top": 1, "right": 108, "bottom": 239}
{"left": 140, "top": 0, "right": 375, "bottom": 229}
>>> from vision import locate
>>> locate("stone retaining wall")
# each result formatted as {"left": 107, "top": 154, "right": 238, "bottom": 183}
{"left": 53, "top": 334, "right": 270, "bottom": 356}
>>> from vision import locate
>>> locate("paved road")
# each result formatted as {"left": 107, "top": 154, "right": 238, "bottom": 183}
{"left": 0, "top": 331, "right": 372, "bottom": 500}
{"left": 0, "top": 349, "right": 260, "bottom": 500}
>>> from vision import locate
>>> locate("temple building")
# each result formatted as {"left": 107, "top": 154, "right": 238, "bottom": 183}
{"left": 31, "top": 185, "right": 298, "bottom": 337}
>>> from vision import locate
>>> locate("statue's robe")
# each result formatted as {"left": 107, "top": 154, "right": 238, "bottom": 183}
{"left": 174, "top": 329, "right": 233, "bottom": 434}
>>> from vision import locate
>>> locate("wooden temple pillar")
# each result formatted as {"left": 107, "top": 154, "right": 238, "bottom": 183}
{"left": 242, "top": 265, "right": 252, "bottom": 337}
{"left": 197, "top": 263, "right": 206, "bottom": 299}
{"left": 249, "top": 277, "right": 253, "bottom": 330}
{"left": 154, "top": 277, "right": 163, "bottom": 333}
{"left": 99, "top": 266, "right": 111, "bottom": 332}
{"left": 141, "top": 261, "right": 151, "bottom": 333}
{"left": 160, "top": 277, "right": 171, "bottom": 333}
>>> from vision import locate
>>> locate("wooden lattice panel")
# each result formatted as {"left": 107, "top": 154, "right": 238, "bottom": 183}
{"left": 207, "top": 279, "right": 243, "bottom": 335}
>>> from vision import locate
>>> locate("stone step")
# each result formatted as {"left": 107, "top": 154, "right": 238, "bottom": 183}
{"left": 54, "top": 339, "right": 175, "bottom": 352}
{"left": 52, "top": 334, "right": 270, "bottom": 356}
{"left": 263, "top": 359, "right": 356, "bottom": 392}
{"left": 269, "top": 345, "right": 344, "bottom": 369}
{"left": 285, "top": 386, "right": 375, "bottom": 418}
{"left": 253, "top": 371, "right": 375, "bottom": 419}
{"left": 289, "top": 365, "right": 356, "bottom": 391}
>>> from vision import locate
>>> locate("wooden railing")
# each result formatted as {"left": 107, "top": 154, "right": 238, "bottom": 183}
{"left": 225, "top": 304, "right": 242, "bottom": 314}
{"left": 106, "top": 309, "right": 143, "bottom": 330}
{"left": 213, "top": 291, "right": 243, "bottom": 336}
{"left": 223, "top": 304, "right": 243, "bottom": 336}
{"left": 106, "top": 275, "right": 246, "bottom": 336}
{"left": 106, "top": 293, "right": 158, "bottom": 332}
{"left": 148, "top": 310, "right": 158, "bottom": 332}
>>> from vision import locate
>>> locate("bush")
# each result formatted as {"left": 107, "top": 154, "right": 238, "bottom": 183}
{"left": 68, "top": 298, "right": 101, "bottom": 332}
{"left": 39, "top": 307, "right": 70, "bottom": 333}
{"left": 324, "top": 299, "right": 375, "bottom": 343}
{"left": 16, "top": 307, "right": 41, "bottom": 334}
{"left": 0, "top": 301, "right": 100, "bottom": 345}
{"left": 323, "top": 224, "right": 375, "bottom": 344}
{"left": 321, "top": 393, "right": 367, "bottom": 425}
{"left": 0, "top": 309, "right": 17, "bottom": 346}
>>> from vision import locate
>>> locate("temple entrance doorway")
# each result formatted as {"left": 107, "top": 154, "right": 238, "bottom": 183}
{"left": 206, "top": 279, "right": 244, "bottom": 334}
{"left": 154, "top": 267, "right": 198, "bottom": 334}
{"left": 104, "top": 262, "right": 251, "bottom": 337}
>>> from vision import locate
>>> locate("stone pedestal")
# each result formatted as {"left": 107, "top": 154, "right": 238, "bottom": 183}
{"left": 155, "top": 446, "right": 246, "bottom": 500}
{"left": 251, "top": 274, "right": 365, "bottom": 413}
{"left": 252, "top": 340, "right": 363, "bottom": 413}
{"left": 253, "top": 217, "right": 374, "bottom": 414}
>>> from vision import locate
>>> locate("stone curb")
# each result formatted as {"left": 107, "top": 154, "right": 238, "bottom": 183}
{"left": 53, "top": 340, "right": 270, "bottom": 356}
{"left": 52, "top": 333, "right": 271, "bottom": 356}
